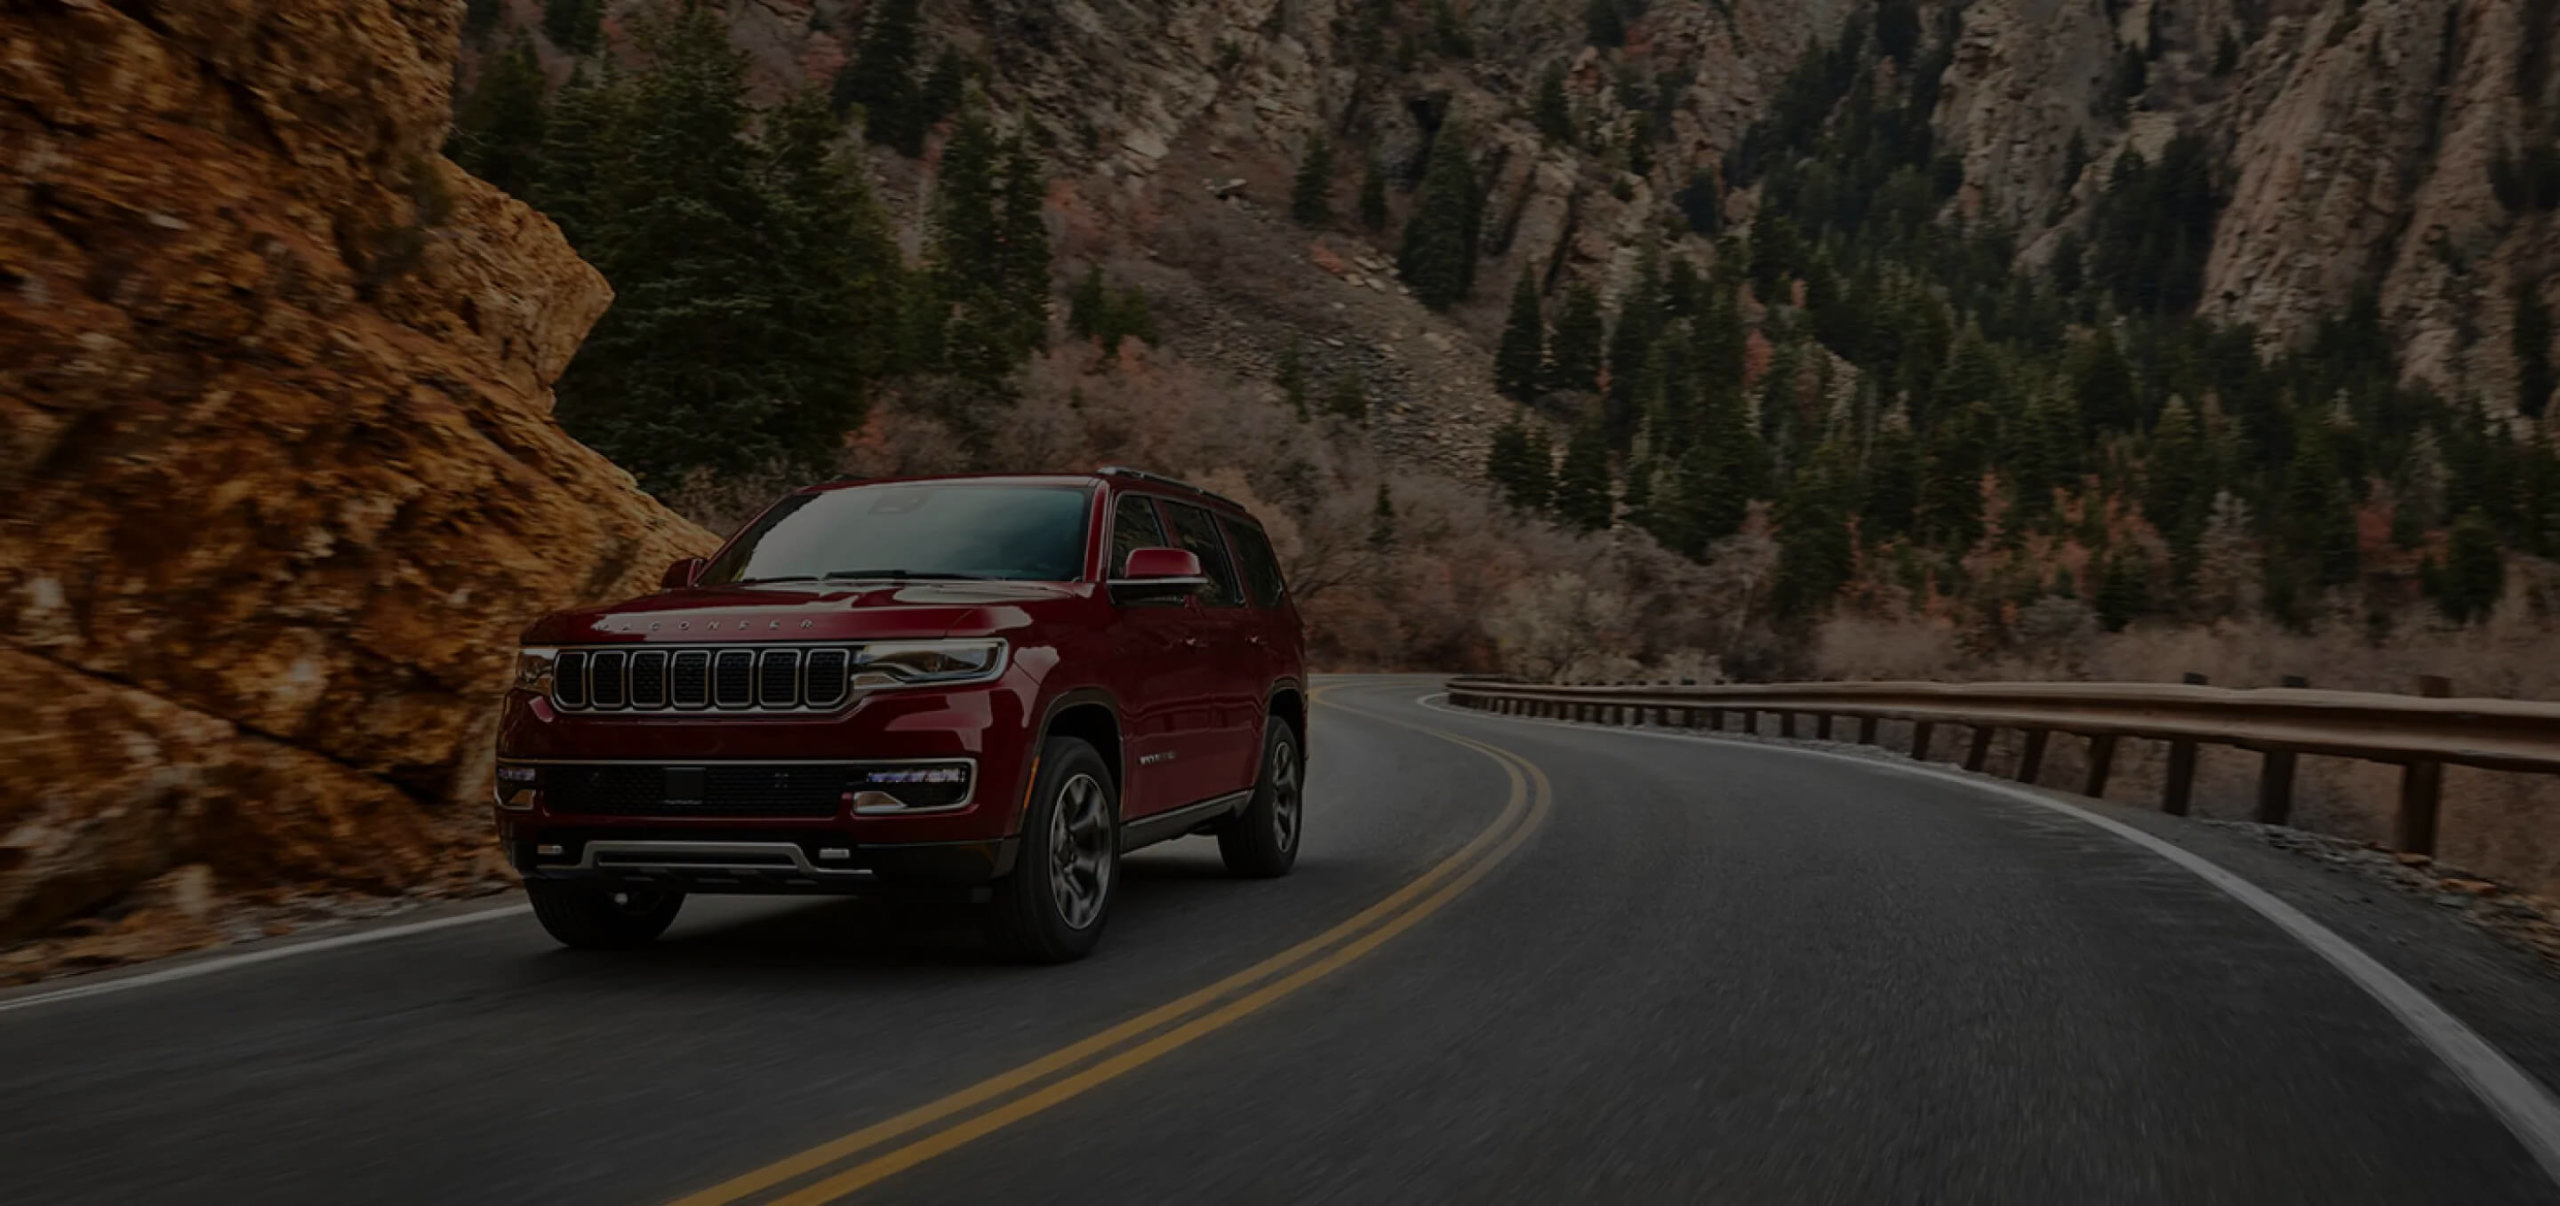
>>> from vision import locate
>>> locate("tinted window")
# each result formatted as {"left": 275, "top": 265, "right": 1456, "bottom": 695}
{"left": 699, "top": 484, "right": 1093, "bottom": 585}
{"left": 1223, "top": 517, "right": 1287, "bottom": 608}
{"left": 1159, "top": 501, "right": 1243, "bottom": 607}
{"left": 1109, "top": 494, "right": 1168, "bottom": 576}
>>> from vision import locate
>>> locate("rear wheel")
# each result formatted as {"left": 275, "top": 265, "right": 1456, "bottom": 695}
{"left": 1218, "top": 720, "right": 1302, "bottom": 878}
{"left": 525, "top": 881, "right": 684, "bottom": 949}
{"left": 990, "top": 736, "right": 1120, "bottom": 963}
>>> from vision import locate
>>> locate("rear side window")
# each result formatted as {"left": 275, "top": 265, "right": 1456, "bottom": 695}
{"left": 1109, "top": 494, "right": 1168, "bottom": 576}
{"left": 1159, "top": 501, "right": 1244, "bottom": 607}
{"left": 1222, "top": 517, "right": 1288, "bottom": 608}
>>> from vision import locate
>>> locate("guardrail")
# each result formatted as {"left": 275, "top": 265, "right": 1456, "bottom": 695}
{"left": 1444, "top": 676, "right": 2560, "bottom": 857}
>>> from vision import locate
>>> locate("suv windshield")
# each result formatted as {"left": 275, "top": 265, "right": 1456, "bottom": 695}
{"left": 698, "top": 483, "right": 1093, "bottom": 586}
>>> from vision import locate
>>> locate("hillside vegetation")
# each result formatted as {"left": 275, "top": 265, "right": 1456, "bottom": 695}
{"left": 442, "top": 0, "right": 2560, "bottom": 681}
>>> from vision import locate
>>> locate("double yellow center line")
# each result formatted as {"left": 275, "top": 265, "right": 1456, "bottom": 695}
{"left": 671, "top": 691, "right": 1554, "bottom": 1205}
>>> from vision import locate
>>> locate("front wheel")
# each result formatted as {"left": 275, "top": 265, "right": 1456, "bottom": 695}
{"left": 1218, "top": 720, "right": 1302, "bottom": 878}
{"left": 525, "top": 881, "right": 684, "bottom": 949}
{"left": 989, "top": 736, "right": 1120, "bottom": 963}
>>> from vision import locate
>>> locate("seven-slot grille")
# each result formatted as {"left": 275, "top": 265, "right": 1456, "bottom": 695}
{"left": 551, "top": 646, "right": 860, "bottom": 713}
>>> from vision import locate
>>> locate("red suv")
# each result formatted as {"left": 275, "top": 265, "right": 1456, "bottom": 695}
{"left": 494, "top": 468, "right": 1307, "bottom": 961}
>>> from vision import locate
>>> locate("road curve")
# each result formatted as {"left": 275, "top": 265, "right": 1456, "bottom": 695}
{"left": 4, "top": 675, "right": 2559, "bottom": 1204}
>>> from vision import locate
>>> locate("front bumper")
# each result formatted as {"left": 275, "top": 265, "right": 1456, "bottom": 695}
{"left": 503, "top": 826, "right": 1019, "bottom": 895}
{"left": 492, "top": 673, "right": 1043, "bottom": 888}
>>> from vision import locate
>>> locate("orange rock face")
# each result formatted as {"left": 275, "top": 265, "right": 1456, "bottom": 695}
{"left": 0, "top": 0, "right": 714, "bottom": 944}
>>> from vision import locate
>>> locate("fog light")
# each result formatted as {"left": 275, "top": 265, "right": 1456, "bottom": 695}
{"left": 536, "top": 843, "right": 564, "bottom": 857}
{"left": 818, "top": 848, "right": 852, "bottom": 861}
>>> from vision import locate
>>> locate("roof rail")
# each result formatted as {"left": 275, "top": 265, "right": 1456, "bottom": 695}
{"left": 1096, "top": 466, "right": 1248, "bottom": 512}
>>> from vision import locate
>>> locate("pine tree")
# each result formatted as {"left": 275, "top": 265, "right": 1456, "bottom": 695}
{"left": 2095, "top": 553, "right": 2150, "bottom": 631}
{"left": 2280, "top": 418, "right": 2360, "bottom": 588}
{"left": 1276, "top": 339, "right": 1310, "bottom": 420}
{"left": 1533, "top": 64, "right": 1574, "bottom": 143}
{"left": 1548, "top": 283, "right": 1605, "bottom": 393}
{"left": 1774, "top": 438, "right": 1857, "bottom": 618}
{"left": 1606, "top": 249, "right": 1667, "bottom": 427}
{"left": 1397, "top": 125, "right": 1479, "bottom": 311}
{"left": 1324, "top": 372, "right": 1368, "bottom": 423}
{"left": 532, "top": 65, "right": 622, "bottom": 252}
{"left": 1290, "top": 139, "right": 1336, "bottom": 226}
{"left": 2435, "top": 508, "right": 2506, "bottom": 623}
{"left": 1584, "top": 0, "right": 1626, "bottom": 47}
{"left": 463, "top": 0, "right": 503, "bottom": 46}
{"left": 447, "top": 35, "right": 549, "bottom": 200}
{"left": 1520, "top": 421, "right": 1557, "bottom": 512}
{"left": 553, "top": 9, "right": 896, "bottom": 488}
{"left": 2517, "top": 284, "right": 2555, "bottom": 420}
{"left": 1369, "top": 483, "right": 1399, "bottom": 551}
{"left": 1357, "top": 158, "right": 1390, "bottom": 231}
{"left": 836, "top": 0, "right": 925, "bottom": 155}
{"left": 931, "top": 112, "right": 1009, "bottom": 385}
{"left": 541, "top": 0, "right": 603, "bottom": 54}
{"left": 2068, "top": 326, "right": 2138, "bottom": 434}
{"left": 1428, "top": 0, "right": 1474, "bottom": 57}
{"left": 1495, "top": 272, "right": 1546, "bottom": 401}
{"left": 1552, "top": 418, "right": 1615, "bottom": 531}
{"left": 920, "top": 49, "right": 969, "bottom": 128}
{"left": 1864, "top": 420, "right": 1920, "bottom": 539}
{"left": 2145, "top": 397, "right": 2211, "bottom": 576}
{"left": 994, "top": 132, "right": 1055, "bottom": 355}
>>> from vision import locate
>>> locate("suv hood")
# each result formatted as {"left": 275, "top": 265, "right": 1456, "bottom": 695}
{"left": 520, "top": 581, "right": 1086, "bottom": 645}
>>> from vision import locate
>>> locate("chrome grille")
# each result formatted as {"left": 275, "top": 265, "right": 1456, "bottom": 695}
{"left": 804, "top": 649, "right": 849, "bottom": 708}
{"left": 759, "top": 650, "right": 801, "bottom": 709}
{"left": 589, "top": 651, "right": 627, "bottom": 708}
{"left": 549, "top": 646, "right": 865, "bottom": 714}
{"left": 671, "top": 650, "right": 710, "bottom": 709}
{"left": 714, "top": 650, "right": 755, "bottom": 709}
{"left": 629, "top": 651, "right": 669, "bottom": 709}
{"left": 554, "top": 651, "right": 589, "bottom": 708}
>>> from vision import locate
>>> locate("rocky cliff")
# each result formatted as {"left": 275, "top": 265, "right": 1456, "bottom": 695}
{"left": 1938, "top": 0, "right": 2560, "bottom": 408}
{"left": 0, "top": 0, "right": 713, "bottom": 963}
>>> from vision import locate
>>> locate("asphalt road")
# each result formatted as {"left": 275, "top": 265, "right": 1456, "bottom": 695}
{"left": 7, "top": 675, "right": 2560, "bottom": 1204}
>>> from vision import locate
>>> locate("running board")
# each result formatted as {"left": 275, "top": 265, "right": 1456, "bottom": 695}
{"left": 1121, "top": 790, "right": 1251, "bottom": 851}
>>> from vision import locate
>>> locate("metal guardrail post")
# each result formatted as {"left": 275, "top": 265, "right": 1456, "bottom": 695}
{"left": 1912, "top": 721, "right": 1936, "bottom": 760}
{"left": 2258, "top": 675, "right": 2308, "bottom": 824}
{"left": 2017, "top": 729, "right": 2049, "bottom": 784}
{"left": 1780, "top": 711, "right": 1797, "bottom": 739}
{"left": 1816, "top": 713, "right": 1833, "bottom": 740}
{"left": 1964, "top": 726, "right": 1994, "bottom": 772}
{"left": 2164, "top": 673, "right": 2205, "bottom": 815}
{"left": 2398, "top": 675, "right": 2452, "bottom": 855}
{"left": 1858, "top": 715, "right": 1878, "bottom": 745}
{"left": 2084, "top": 734, "right": 2117, "bottom": 797}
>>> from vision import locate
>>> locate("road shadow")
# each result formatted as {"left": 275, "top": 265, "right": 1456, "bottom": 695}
{"left": 521, "top": 839, "right": 1261, "bottom": 983}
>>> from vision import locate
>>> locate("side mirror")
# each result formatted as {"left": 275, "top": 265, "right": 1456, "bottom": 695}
{"left": 1109, "top": 547, "right": 1208, "bottom": 604}
{"left": 660, "top": 556, "right": 706, "bottom": 590}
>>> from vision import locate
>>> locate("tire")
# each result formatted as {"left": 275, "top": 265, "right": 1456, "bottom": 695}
{"left": 1218, "top": 719, "right": 1303, "bottom": 879}
{"left": 989, "top": 736, "right": 1121, "bottom": 963}
{"left": 525, "top": 880, "right": 684, "bottom": 949}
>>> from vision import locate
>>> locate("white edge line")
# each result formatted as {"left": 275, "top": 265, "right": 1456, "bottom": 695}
{"left": 0, "top": 902, "right": 530, "bottom": 1017}
{"left": 1417, "top": 690, "right": 2560, "bottom": 1187}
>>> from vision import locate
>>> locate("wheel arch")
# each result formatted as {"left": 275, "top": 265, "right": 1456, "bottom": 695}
{"left": 1036, "top": 688, "right": 1124, "bottom": 815}
{"left": 1266, "top": 681, "right": 1307, "bottom": 761}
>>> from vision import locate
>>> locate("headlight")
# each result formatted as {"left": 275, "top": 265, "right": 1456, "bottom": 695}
{"left": 851, "top": 639, "right": 1008, "bottom": 688}
{"left": 514, "top": 647, "right": 558, "bottom": 695}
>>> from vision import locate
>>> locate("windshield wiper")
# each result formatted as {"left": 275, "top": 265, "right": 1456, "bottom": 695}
{"left": 820, "top": 569, "right": 997, "bottom": 582}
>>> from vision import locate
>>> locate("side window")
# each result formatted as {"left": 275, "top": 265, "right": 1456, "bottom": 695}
{"left": 1222, "top": 517, "right": 1288, "bottom": 609}
{"left": 1109, "top": 494, "right": 1168, "bottom": 576}
{"left": 1159, "top": 502, "right": 1244, "bottom": 607}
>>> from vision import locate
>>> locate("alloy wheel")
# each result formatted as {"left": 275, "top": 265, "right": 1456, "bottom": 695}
{"left": 1048, "top": 772, "right": 1113, "bottom": 930}
{"left": 1269, "top": 741, "right": 1302, "bottom": 851}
